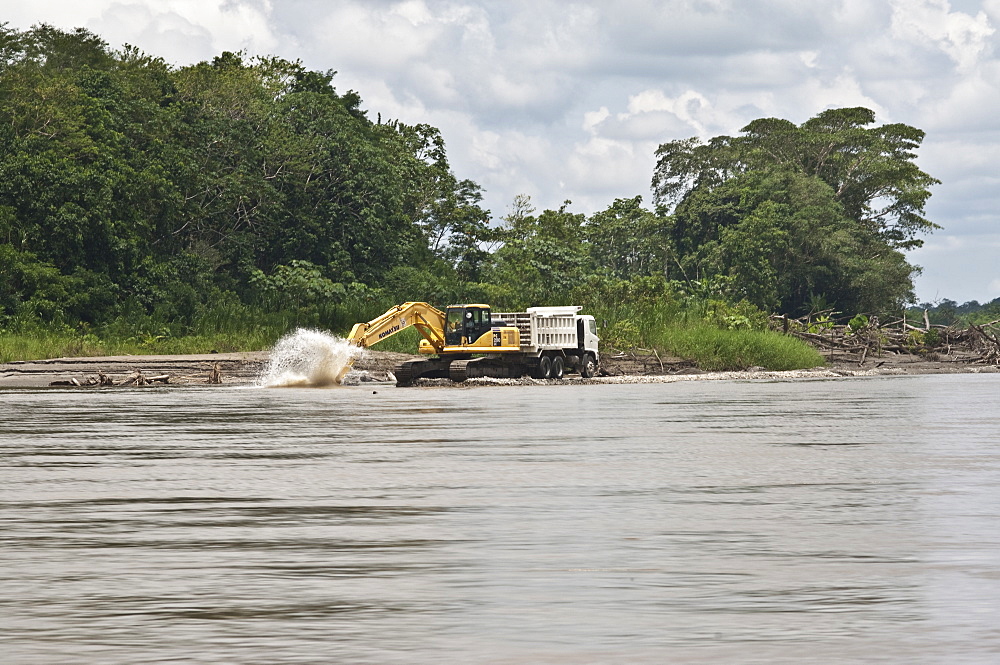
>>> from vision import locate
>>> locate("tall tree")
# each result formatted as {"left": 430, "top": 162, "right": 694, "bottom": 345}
{"left": 486, "top": 198, "right": 588, "bottom": 309}
{"left": 585, "top": 196, "right": 665, "bottom": 280}
{"left": 651, "top": 108, "right": 938, "bottom": 314}
{"left": 384, "top": 122, "right": 493, "bottom": 281}
{"left": 653, "top": 108, "right": 940, "bottom": 250}
{"left": 669, "top": 169, "right": 916, "bottom": 313}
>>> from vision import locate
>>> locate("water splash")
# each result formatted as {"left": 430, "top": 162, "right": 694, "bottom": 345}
{"left": 256, "top": 328, "right": 363, "bottom": 388}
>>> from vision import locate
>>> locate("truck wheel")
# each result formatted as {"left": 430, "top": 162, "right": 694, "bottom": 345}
{"left": 550, "top": 356, "right": 564, "bottom": 379}
{"left": 537, "top": 355, "right": 553, "bottom": 379}
{"left": 580, "top": 354, "right": 597, "bottom": 378}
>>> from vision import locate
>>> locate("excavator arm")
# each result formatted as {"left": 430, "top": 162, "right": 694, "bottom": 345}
{"left": 345, "top": 302, "right": 447, "bottom": 352}
{"left": 335, "top": 302, "right": 447, "bottom": 384}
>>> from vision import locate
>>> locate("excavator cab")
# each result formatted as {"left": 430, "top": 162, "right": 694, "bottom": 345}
{"left": 445, "top": 304, "right": 492, "bottom": 347}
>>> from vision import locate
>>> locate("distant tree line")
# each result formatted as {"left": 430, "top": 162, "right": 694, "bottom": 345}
{"left": 0, "top": 24, "right": 942, "bottom": 339}
{"left": 911, "top": 298, "right": 1000, "bottom": 326}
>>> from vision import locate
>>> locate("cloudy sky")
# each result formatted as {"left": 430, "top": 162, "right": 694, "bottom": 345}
{"left": 9, "top": 0, "right": 1000, "bottom": 304}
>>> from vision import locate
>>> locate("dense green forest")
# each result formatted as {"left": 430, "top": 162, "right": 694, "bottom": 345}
{"left": 0, "top": 25, "right": 943, "bottom": 367}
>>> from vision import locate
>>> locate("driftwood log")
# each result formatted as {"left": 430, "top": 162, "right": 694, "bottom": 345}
{"left": 121, "top": 371, "right": 171, "bottom": 386}
{"left": 50, "top": 371, "right": 172, "bottom": 387}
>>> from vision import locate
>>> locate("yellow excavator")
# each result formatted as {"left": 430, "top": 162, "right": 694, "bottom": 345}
{"left": 339, "top": 301, "right": 600, "bottom": 386}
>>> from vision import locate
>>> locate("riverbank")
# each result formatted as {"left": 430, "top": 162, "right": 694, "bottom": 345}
{"left": 0, "top": 349, "right": 416, "bottom": 388}
{"left": 1, "top": 348, "right": 996, "bottom": 389}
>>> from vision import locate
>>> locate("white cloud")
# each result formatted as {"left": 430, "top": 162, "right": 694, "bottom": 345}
{"left": 313, "top": 2, "right": 443, "bottom": 70}
{"left": 922, "top": 65, "right": 1000, "bottom": 132}
{"left": 624, "top": 89, "right": 713, "bottom": 136}
{"left": 909, "top": 233, "right": 1000, "bottom": 301}
{"left": 921, "top": 137, "right": 1000, "bottom": 181}
{"left": 6, "top": 0, "right": 112, "bottom": 30}
{"left": 796, "top": 72, "right": 888, "bottom": 119}
{"left": 582, "top": 107, "right": 611, "bottom": 134}
{"left": 89, "top": 1, "right": 280, "bottom": 63}
{"left": 891, "top": 0, "right": 995, "bottom": 70}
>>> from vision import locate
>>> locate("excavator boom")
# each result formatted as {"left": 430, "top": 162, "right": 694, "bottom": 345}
{"left": 334, "top": 302, "right": 448, "bottom": 384}
{"left": 345, "top": 302, "right": 447, "bottom": 352}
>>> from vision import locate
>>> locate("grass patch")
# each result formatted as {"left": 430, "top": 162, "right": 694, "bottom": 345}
{"left": 0, "top": 329, "right": 287, "bottom": 362}
{"left": 1, "top": 301, "right": 296, "bottom": 362}
{"left": 0, "top": 299, "right": 429, "bottom": 362}
{"left": 590, "top": 300, "right": 825, "bottom": 371}
{"left": 0, "top": 330, "right": 106, "bottom": 362}
{"left": 651, "top": 322, "right": 824, "bottom": 371}
{"left": 3, "top": 296, "right": 823, "bottom": 371}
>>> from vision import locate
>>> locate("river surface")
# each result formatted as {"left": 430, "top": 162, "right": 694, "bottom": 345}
{"left": 2, "top": 374, "right": 1000, "bottom": 664}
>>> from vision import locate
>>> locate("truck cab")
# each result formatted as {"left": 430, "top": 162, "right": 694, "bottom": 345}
{"left": 577, "top": 314, "right": 600, "bottom": 356}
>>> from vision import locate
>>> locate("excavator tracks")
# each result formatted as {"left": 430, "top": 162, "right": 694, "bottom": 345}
{"left": 394, "top": 360, "right": 420, "bottom": 387}
{"left": 394, "top": 356, "right": 535, "bottom": 386}
{"left": 393, "top": 359, "right": 453, "bottom": 387}
{"left": 394, "top": 357, "right": 493, "bottom": 386}
{"left": 450, "top": 357, "right": 525, "bottom": 382}
{"left": 448, "top": 359, "right": 479, "bottom": 382}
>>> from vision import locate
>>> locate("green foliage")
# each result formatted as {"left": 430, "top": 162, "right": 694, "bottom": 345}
{"left": 586, "top": 293, "right": 820, "bottom": 370}
{"left": 250, "top": 260, "right": 347, "bottom": 308}
{"left": 905, "top": 329, "right": 927, "bottom": 352}
{"left": 846, "top": 314, "right": 869, "bottom": 334}
{"left": 578, "top": 280, "right": 815, "bottom": 370}
{"left": 910, "top": 298, "right": 1000, "bottom": 326}
{"left": 0, "top": 26, "right": 945, "bottom": 375}
{"left": 654, "top": 107, "right": 940, "bottom": 250}
{"left": 807, "top": 316, "right": 834, "bottom": 334}
{"left": 484, "top": 197, "right": 589, "bottom": 309}
{"left": 923, "top": 328, "right": 941, "bottom": 347}
{"left": 0, "top": 24, "right": 486, "bottom": 349}
{"left": 603, "top": 317, "right": 643, "bottom": 350}
{"left": 712, "top": 300, "right": 769, "bottom": 331}
{"left": 0, "top": 244, "right": 118, "bottom": 326}
{"left": 652, "top": 107, "right": 935, "bottom": 316}
{"left": 585, "top": 196, "right": 665, "bottom": 279}
{"left": 665, "top": 165, "right": 917, "bottom": 315}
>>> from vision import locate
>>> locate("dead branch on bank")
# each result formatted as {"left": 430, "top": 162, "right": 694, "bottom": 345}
{"left": 771, "top": 313, "right": 1000, "bottom": 366}
{"left": 602, "top": 346, "right": 695, "bottom": 375}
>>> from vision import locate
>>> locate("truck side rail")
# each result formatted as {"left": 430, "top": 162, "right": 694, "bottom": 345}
{"left": 493, "top": 312, "right": 532, "bottom": 350}
{"left": 494, "top": 308, "right": 581, "bottom": 351}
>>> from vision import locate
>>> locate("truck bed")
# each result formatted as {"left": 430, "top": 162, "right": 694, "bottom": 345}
{"left": 493, "top": 307, "right": 580, "bottom": 352}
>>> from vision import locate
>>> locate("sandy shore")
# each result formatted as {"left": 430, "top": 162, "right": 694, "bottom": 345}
{"left": 0, "top": 352, "right": 267, "bottom": 388}
{"left": 1, "top": 348, "right": 996, "bottom": 389}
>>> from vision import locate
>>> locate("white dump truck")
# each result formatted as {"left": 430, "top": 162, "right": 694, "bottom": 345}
{"left": 343, "top": 302, "right": 600, "bottom": 385}
{"left": 492, "top": 306, "right": 600, "bottom": 379}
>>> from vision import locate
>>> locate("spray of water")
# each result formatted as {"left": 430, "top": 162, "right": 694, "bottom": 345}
{"left": 256, "top": 328, "right": 363, "bottom": 388}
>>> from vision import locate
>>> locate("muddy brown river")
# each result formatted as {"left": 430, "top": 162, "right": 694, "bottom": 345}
{"left": 2, "top": 373, "right": 1000, "bottom": 663}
